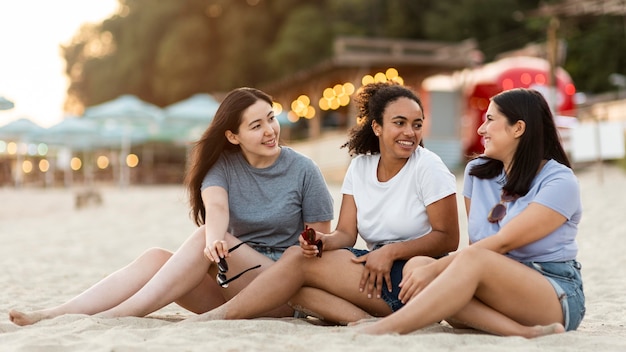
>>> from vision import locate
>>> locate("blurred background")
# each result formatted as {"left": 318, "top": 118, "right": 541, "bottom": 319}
{"left": 0, "top": 0, "right": 624, "bottom": 189}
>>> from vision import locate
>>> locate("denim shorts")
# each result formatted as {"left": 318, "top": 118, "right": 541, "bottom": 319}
{"left": 249, "top": 244, "right": 285, "bottom": 262}
{"left": 345, "top": 247, "right": 406, "bottom": 312}
{"left": 522, "top": 260, "right": 585, "bottom": 331}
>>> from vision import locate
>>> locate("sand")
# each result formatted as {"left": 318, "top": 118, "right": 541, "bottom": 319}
{"left": 1, "top": 162, "right": 625, "bottom": 351}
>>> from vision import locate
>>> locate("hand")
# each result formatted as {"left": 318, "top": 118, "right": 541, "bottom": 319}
{"left": 398, "top": 262, "right": 437, "bottom": 303}
{"left": 299, "top": 227, "right": 323, "bottom": 258}
{"left": 351, "top": 248, "right": 393, "bottom": 299}
{"left": 204, "top": 239, "right": 229, "bottom": 263}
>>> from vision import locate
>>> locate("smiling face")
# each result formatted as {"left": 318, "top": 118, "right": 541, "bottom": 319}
{"left": 478, "top": 101, "right": 525, "bottom": 168}
{"left": 225, "top": 99, "right": 280, "bottom": 168}
{"left": 372, "top": 97, "right": 423, "bottom": 161}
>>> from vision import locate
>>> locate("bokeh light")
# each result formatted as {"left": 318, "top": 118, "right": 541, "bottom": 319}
{"left": 7, "top": 142, "right": 17, "bottom": 155}
{"left": 318, "top": 82, "right": 355, "bottom": 111}
{"left": 290, "top": 95, "right": 315, "bottom": 119}
{"left": 126, "top": 154, "right": 139, "bottom": 168}
{"left": 39, "top": 159, "right": 50, "bottom": 172}
{"left": 22, "top": 160, "right": 33, "bottom": 174}
{"left": 97, "top": 155, "right": 110, "bottom": 169}
{"left": 70, "top": 157, "right": 82, "bottom": 171}
{"left": 37, "top": 143, "right": 48, "bottom": 156}
{"left": 272, "top": 102, "right": 283, "bottom": 115}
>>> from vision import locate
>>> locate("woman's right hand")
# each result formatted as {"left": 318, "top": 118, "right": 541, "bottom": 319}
{"left": 204, "top": 239, "right": 229, "bottom": 263}
{"left": 298, "top": 230, "right": 324, "bottom": 258}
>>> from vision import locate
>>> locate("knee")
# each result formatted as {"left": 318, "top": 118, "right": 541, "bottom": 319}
{"left": 138, "top": 247, "right": 173, "bottom": 266}
{"left": 275, "top": 246, "right": 307, "bottom": 267}
{"left": 452, "top": 246, "right": 487, "bottom": 266}
{"left": 404, "top": 256, "right": 435, "bottom": 275}
{"left": 193, "top": 225, "right": 206, "bottom": 240}
{"left": 283, "top": 245, "right": 304, "bottom": 259}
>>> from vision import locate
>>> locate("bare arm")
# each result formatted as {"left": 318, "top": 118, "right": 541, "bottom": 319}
{"left": 378, "top": 193, "right": 459, "bottom": 261}
{"left": 201, "top": 186, "right": 230, "bottom": 262}
{"left": 472, "top": 202, "right": 567, "bottom": 254}
{"left": 304, "top": 221, "right": 331, "bottom": 234}
{"left": 298, "top": 194, "right": 356, "bottom": 257}
{"left": 318, "top": 194, "right": 359, "bottom": 251}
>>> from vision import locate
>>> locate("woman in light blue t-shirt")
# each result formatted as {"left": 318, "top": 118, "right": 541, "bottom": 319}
{"left": 357, "top": 88, "right": 585, "bottom": 337}
{"left": 9, "top": 88, "right": 334, "bottom": 326}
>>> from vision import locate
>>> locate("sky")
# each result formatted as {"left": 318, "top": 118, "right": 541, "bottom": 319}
{"left": 0, "top": 0, "right": 119, "bottom": 128}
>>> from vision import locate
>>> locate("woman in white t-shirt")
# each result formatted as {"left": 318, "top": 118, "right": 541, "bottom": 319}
{"left": 357, "top": 88, "right": 585, "bottom": 337}
{"left": 187, "top": 81, "right": 460, "bottom": 324}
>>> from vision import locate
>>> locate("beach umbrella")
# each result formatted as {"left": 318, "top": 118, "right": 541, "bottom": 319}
{"left": 83, "top": 94, "right": 164, "bottom": 132}
{"left": 30, "top": 116, "right": 102, "bottom": 150}
{"left": 0, "top": 117, "right": 44, "bottom": 141}
{"left": 0, "top": 118, "right": 45, "bottom": 187}
{"left": 0, "top": 96, "right": 14, "bottom": 110}
{"left": 163, "top": 93, "right": 219, "bottom": 126}
{"left": 83, "top": 95, "right": 164, "bottom": 187}
{"left": 162, "top": 93, "right": 219, "bottom": 142}
{"left": 27, "top": 117, "right": 103, "bottom": 187}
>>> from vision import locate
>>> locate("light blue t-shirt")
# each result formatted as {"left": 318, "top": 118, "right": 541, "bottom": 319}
{"left": 463, "top": 158, "right": 582, "bottom": 262}
{"left": 201, "top": 147, "right": 334, "bottom": 249}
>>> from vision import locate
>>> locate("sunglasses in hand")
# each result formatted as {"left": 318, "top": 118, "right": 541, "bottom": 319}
{"left": 300, "top": 226, "right": 323, "bottom": 258}
{"left": 216, "top": 241, "right": 261, "bottom": 288}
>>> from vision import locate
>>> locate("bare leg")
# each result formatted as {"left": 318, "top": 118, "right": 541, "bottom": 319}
{"left": 358, "top": 247, "right": 565, "bottom": 337}
{"left": 287, "top": 256, "right": 440, "bottom": 325}
{"left": 96, "top": 228, "right": 228, "bottom": 318}
{"left": 98, "top": 227, "right": 294, "bottom": 319}
{"left": 188, "top": 247, "right": 392, "bottom": 322}
{"left": 9, "top": 247, "right": 173, "bottom": 326}
{"left": 288, "top": 287, "right": 373, "bottom": 325}
{"left": 446, "top": 297, "right": 565, "bottom": 337}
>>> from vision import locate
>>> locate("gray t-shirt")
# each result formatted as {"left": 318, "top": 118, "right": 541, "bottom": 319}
{"left": 201, "top": 146, "right": 334, "bottom": 249}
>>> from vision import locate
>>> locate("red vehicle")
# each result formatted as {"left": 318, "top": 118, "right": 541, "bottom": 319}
{"left": 423, "top": 56, "right": 576, "bottom": 157}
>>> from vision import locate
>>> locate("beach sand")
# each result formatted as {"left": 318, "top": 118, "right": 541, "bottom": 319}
{"left": 1, "top": 162, "right": 625, "bottom": 351}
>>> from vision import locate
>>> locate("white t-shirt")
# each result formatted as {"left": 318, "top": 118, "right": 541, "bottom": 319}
{"left": 341, "top": 147, "right": 456, "bottom": 249}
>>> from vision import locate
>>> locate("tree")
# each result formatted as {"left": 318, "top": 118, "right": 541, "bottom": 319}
{"left": 61, "top": 0, "right": 624, "bottom": 115}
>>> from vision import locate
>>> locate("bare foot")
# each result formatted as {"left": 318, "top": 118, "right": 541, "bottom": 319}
{"left": 529, "top": 323, "right": 566, "bottom": 338}
{"left": 8, "top": 309, "right": 50, "bottom": 326}
{"left": 347, "top": 317, "right": 381, "bottom": 327}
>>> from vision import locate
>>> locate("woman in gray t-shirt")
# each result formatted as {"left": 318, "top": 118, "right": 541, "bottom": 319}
{"left": 9, "top": 87, "right": 333, "bottom": 326}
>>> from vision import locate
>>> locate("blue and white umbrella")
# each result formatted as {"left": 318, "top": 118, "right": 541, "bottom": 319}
{"left": 0, "top": 117, "right": 44, "bottom": 142}
{"left": 162, "top": 93, "right": 220, "bottom": 142}
{"left": 83, "top": 95, "right": 164, "bottom": 186}
{"left": 0, "top": 96, "right": 14, "bottom": 110}
{"left": 0, "top": 118, "right": 45, "bottom": 187}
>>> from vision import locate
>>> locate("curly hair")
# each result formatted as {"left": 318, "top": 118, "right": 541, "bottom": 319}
{"left": 341, "top": 81, "right": 425, "bottom": 155}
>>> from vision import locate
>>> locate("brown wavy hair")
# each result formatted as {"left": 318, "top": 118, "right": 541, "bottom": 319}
{"left": 469, "top": 88, "right": 571, "bottom": 197}
{"left": 184, "top": 87, "right": 273, "bottom": 226}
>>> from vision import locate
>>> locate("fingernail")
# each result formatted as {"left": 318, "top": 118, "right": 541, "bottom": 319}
{"left": 367, "top": 294, "right": 371, "bottom": 298}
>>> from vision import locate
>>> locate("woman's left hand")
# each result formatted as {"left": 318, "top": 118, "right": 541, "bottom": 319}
{"left": 351, "top": 248, "right": 393, "bottom": 299}
{"left": 397, "top": 262, "right": 438, "bottom": 303}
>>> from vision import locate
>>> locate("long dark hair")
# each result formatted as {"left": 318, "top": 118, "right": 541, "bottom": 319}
{"left": 470, "top": 88, "right": 571, "bottom": 196}
{"left": 184, "top": 87, "right": 274, "bottom": 226}
{"left": 341, "top": 81, "right": 425, "bottom": 155}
